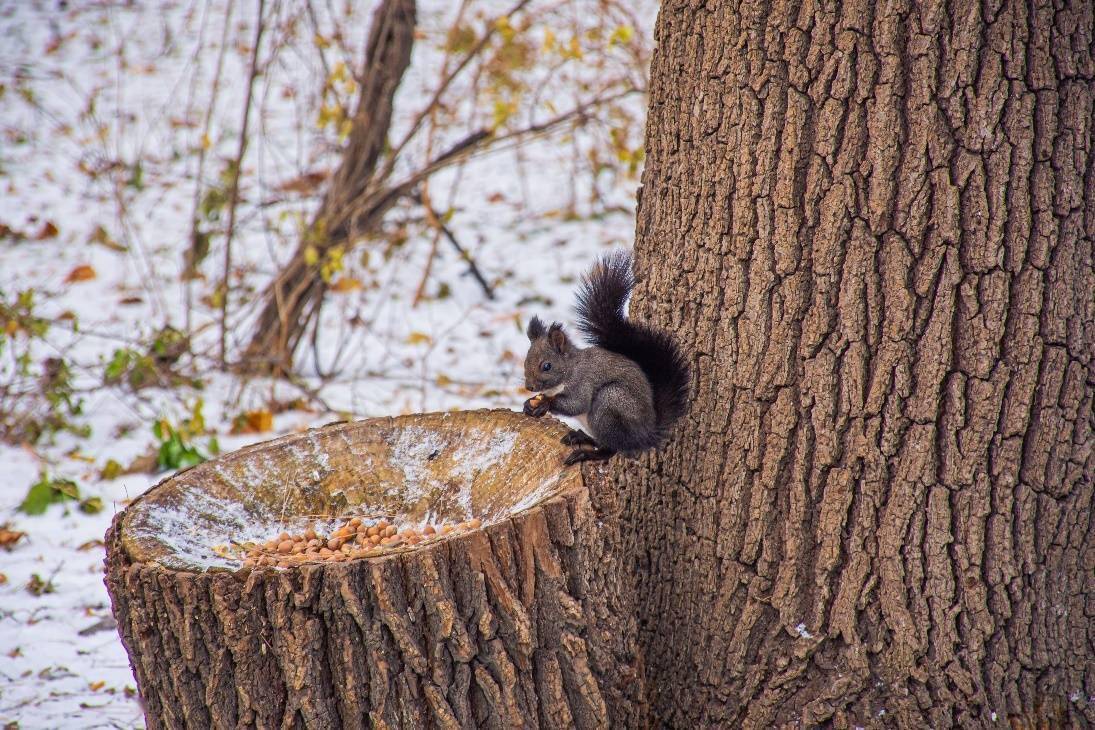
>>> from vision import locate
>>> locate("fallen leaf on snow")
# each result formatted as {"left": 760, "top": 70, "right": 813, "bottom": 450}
{"left": 36, "top": 221, "right": 59, "bottom": 240}
{"left": 124, "top": 450, "right": 159, "bottom": 475}
{"left": 26, "top": 573, "right": 55, "bottom": 596}
{"left": 38, "top": 666, "right": 77, "bottom": 680}
{"left": 79, "top": 617, "right": 118, "bottom": 637}
{"left": 0, "top": 222, "right": 29, "bottom": 240}
{"left": 231, "top": 409, "right": 273, "bottom": 434}
{"left": 88, "top": 224, "right": 125, "bottom": 251}
{"left": 330, "top": 276, "right": 363, "bottom": 293}
{"left": 0, "top": 523, "right": 26, "bottom": 550}
{"left": 64, "top": 264, "right": 97, "bottom": 283}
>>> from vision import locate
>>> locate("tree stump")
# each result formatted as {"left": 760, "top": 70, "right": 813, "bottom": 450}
{"left": 104, "top": 409, "right": 646, "bottom": 729}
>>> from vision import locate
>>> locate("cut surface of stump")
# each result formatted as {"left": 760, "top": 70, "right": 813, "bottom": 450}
{"left": 105, "top": 409, "right": 645, "bottom": 729}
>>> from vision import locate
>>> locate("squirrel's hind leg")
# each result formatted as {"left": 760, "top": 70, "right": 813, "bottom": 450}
{"left": 564, "top": 444, "right": 615, "bottom": 465}
{"left": 561, "top": 429, "right": 596, "bottom": 446}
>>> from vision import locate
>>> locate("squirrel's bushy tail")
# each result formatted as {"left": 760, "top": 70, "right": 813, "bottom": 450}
{"left": 575, "top": 251, "right": 691, "bottom": 440}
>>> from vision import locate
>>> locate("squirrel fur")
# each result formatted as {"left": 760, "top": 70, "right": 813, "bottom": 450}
{"left": 522, "top": 251, "right": 690, "bottom": 464}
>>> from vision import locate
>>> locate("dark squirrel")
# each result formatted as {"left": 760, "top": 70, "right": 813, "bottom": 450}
{"left": 522, "top": 251, "right": 691, "bottom": 465}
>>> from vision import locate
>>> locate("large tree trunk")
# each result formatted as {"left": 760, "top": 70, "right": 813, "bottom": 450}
{"left": 623, "top": 0, "right": 1093, "bottom": 727}
{"left": 105, "top": 411, "right": 646, "bottom": 729}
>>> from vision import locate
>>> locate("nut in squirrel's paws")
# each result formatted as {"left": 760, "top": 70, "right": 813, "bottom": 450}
{"left": 523, "top": 394, "right": 551, "bottom": 417}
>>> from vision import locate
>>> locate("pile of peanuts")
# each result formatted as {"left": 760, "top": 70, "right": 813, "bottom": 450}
{"left": 240, "top": 516, "right": 482, "bottom": 567}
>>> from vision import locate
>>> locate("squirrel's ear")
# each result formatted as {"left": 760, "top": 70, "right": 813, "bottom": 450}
{"left": 527, "top": 316, "right": 546, "bottom": 341}
{"left": 547, "top": 322, "right": 568, "bottom": 353}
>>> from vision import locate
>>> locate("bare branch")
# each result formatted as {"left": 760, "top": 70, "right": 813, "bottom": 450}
{"left": 219, "top": 0, "right": 267, "bottom": 367}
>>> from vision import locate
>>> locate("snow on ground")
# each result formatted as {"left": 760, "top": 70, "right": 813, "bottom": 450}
{"left": 0, "top": 0, "right": 655, "bottom": 726}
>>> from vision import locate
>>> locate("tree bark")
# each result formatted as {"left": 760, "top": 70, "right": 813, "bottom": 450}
{"left": 622, "top": 0, "right": 1094, "bottom": 727}
{"left": 241, "top": 0, "right": 416, "bottom": 374}
{"left": 105, "top": 411, "right": 645, "bottom": 729}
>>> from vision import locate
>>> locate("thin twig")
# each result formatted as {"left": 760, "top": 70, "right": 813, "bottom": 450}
{"left": 219, "top": 0, "right": 267, "bottom": 368}
{"left": 408, "top": 3, "right": 469, "bottom": 310}
{"left": 335, "top": 89, "right": 639, "bottom": 240}
{"left": 186, "top": 0, "right": 236, "bottom": 337}
{"left": 377, "top": 0, "right": 534, "bottom": 184}
{"left": 303, "top": 1, "right": 332, "bottom": 82}
{"left": 412, "top": 192, "right": 495, "bottom": 300}
{"left": 284, "top": 372, "right": 337, "bottom": 414}
{"left": 411, "top": 185, "right": 443, "bottom": 307}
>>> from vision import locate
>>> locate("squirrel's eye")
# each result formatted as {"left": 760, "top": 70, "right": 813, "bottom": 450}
{"left": 541, "top": 362, "right": 552, "bottom": 372}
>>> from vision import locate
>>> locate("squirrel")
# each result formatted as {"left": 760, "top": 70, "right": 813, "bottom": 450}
{"left": 522, "top": 251, "right": 691, "bottom": 465}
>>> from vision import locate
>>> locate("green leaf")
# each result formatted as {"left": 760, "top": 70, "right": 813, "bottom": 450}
{"left": 105, "top": 349, "right": 133, "bottom": 381}
{"left": 79, "top": 496, "right": 103, "bottom": 514}
{"left": 178, "top": 448, "right": 203, "bottom": 468}
{"left": 158, "top": 437, "right": 183, "bottom": 470}
{"left": 53, "top": 479, "right": 79, "bottom": 500}
{"left": 127, "top": 160, "right": 144, "bottom": 190}
{"left": 18, "top": 474, "right": 80, "bottom": 515}
{"left": 18, "top": 480, "right": 55, "bottom": 515}
{"left": 99, "top": 459, "right": 122, "bottom": 480}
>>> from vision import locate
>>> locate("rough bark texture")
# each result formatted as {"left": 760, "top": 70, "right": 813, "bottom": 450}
{"left": 105, "top": 412, "right": 645, "bottom": 729}
{"left": 624, "top": 0, "right": 1094, "bottom": 727}
{"left": 242, "top": 0, "right": 415, "bottom": 373}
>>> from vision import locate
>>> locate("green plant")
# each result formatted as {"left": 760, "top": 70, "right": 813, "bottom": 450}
{"left": 18, "top": 472, "right": 99, "bottom": 515}
{"left": 1, "top": 292, "right": 90, "bottom": 445}
{"left": 104, "top": 347, "right": 159, "bottom": 389}
{"left": 153, "top": 400, "right": 219, "bottom": 471}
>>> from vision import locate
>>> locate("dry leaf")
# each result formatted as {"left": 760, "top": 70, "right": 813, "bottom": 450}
{"left": 89, "top": 680, "right": 106, "bottom": 692}
{"left": 275, "top": 170, "right": 327, "bottom": 195}
{"left": 36, "top": 221, "right": 59, "bottom": 240}
{"left": 66, "top": 449, "right": 96, "bottom": 463}
{"left": 0, "top": 222, "right": 28, "bottom": 240}
{"left": 231, "top": 409, "right": 274, "bottom": 435}
{"left": 88, "top": 225, "right": 125, "bottom": 251}
{"left": 124, "top": 450, "right": 159, "bottom": 475}
{"left": 405, "top": 332, "right": 432, "bottom": 345}
{"left": 0, "top": 524, "right": 26, "bottom": 551}
{"left": 269, "top": 397, "right": 313, "bottom": 414}
{"left": 26, "top": 573, "right": 54, "bottom": 596}
{"left": 64, "top": 264, "right": 97, "bottom": 283}
{"left": 77, "top": 539, "right": 105, "bottom": 552}
{"left": 330, "top": 277, "right": 363, "bottom": 293}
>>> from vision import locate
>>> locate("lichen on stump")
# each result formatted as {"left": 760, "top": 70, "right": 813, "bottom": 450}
{"left": 104, "top": 409, "right": 645, "bottom": 729}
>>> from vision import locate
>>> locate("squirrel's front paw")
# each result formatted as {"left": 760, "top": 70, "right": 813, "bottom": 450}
{"left": 523, "top": 395, "right": 551, "bottom": 417}
{"left": 561, "top": 429, "right": 596, "bottom": 446}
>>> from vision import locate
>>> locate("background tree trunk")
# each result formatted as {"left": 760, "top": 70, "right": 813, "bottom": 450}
{"left": 622, "top": 0, "right": 1093, "bottom": 726}
{"left": 241, "top": 0, "right": 416, "bottom": 373}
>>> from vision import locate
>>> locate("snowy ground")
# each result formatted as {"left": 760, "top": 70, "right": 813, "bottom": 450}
{"left": 0, "top": 0, "right": 654, "bottom": 726}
